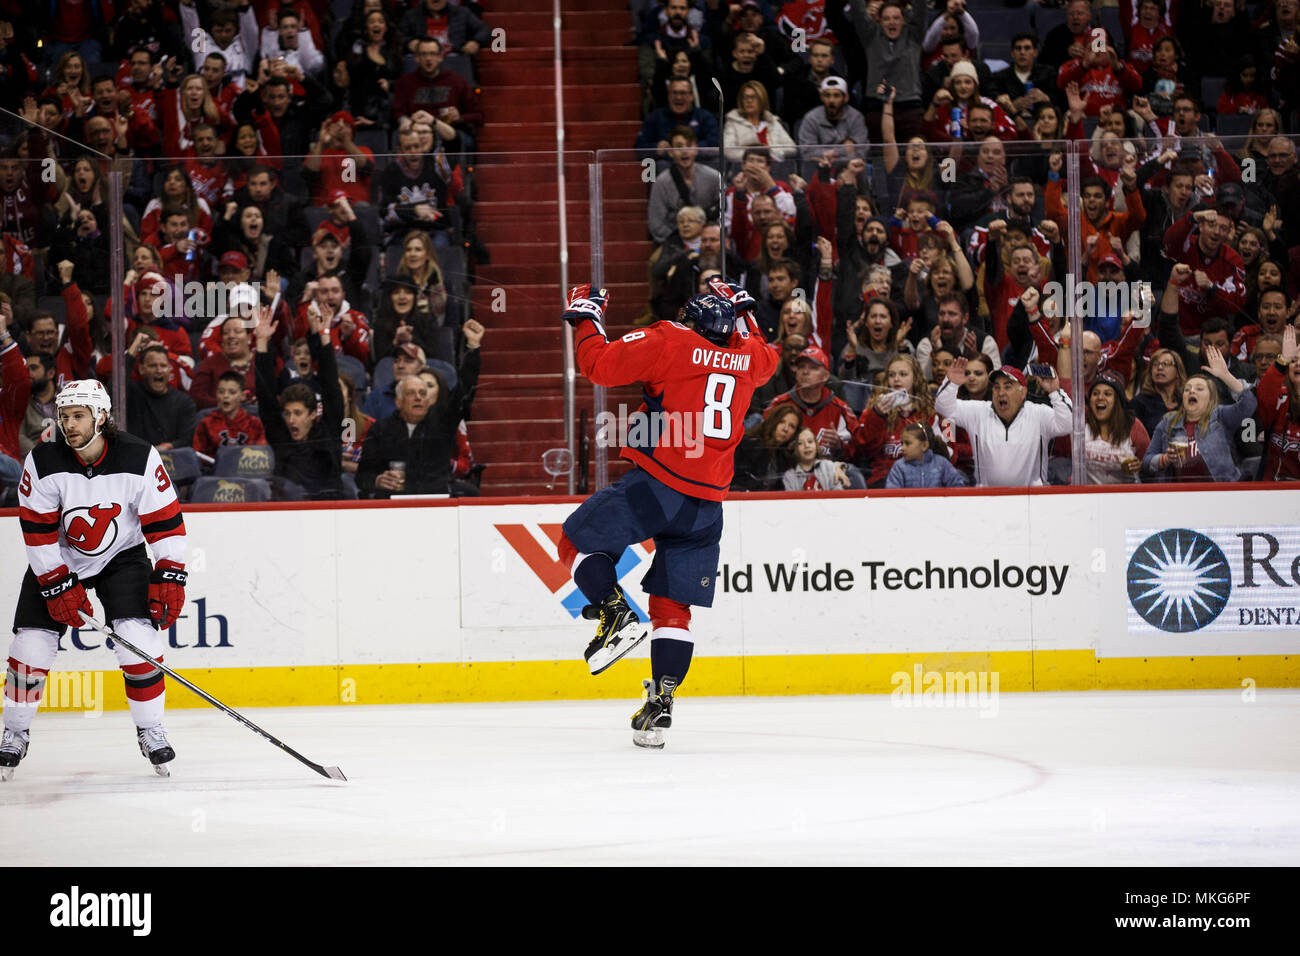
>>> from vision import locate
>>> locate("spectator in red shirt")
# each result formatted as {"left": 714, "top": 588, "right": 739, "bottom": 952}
{"left": 23, "top": 263, "right": 92, "bottom": 387}
{"left": 1217, "top": 56, "right": 1269, "bottom": 116}
{"left": 848, "top": 354, "right": 940, "bottom": 487}
{"left": 0, "top": 308, "right": 28, "bottom": 483}
{"left": 127, "top": 272, "right": 193, "bottom": 360}
{"left": 159, "top": 73, "right": 231, "bottom": 157}
{"left": 292, "top": 275, "right": 371, "bottom": 363}
{"left": 303, "top": 110, "right": 374, "bottom": 209}
{"left": 118, "top": 47, "right": 162, "bottom": 123}
{"left": 42, "top": 50, "right": 90, "bottom": 118}
{"left": 984, "top": 230, "right": 1046, "bottom": 351}
{"left": 182, "top": 124, "right": 233, "bottom": 207}
{"left": 76, "top": 74, "right": 158, "bottom": 151}
{"left": 193, "top": 370, "right": 266, "bottom": 458}
{"left": 200, "top": 51, "right": 240, "bottom": 113}
{"left": 140, "top": 167, "right": 214, "bottom": 249}
{"left": 191, "top": 316, "right": 257, "bottom": 409}
{"left": 157, "top": 208, "right": 206, "bottom": 286}
{"left": 1162, "top": 208, "right": 1248, "bottom": 336}
{"left": 45, "top": 0, "right": 108, "bottom": 68}
{"left": 392, "top": 36, "right": 484, "bottom": 142}
{"left": 1256, "top": 326, "right": 1300, "bottom": 482}
{"left": 764, "top": 345, "right": 858, "bottom": 459}
{"left": 1120, "top": 0, "right": 1173, "bottom": 75}
{"left": 1057, "top": 45, "right": 1141, "bottom": 117}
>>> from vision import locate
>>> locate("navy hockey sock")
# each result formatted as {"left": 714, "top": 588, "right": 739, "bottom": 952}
{"left": 651, "top": 637, "right": 693, "bottom": 685}
{"left": 573, "top": 552, "right": 619, "bottom": 606}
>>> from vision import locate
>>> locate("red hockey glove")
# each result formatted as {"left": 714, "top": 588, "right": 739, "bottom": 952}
{"left": 36, "top": 565, "right": 93, "bottom": 629}
{"left": 148, "top": 560, "right": 188, "bottom": 630}
{"left": 705, "top": 276, "right": 757, "bottom": 315}
{"left": 563, "top": 284, "right": 611, "bottom": 326}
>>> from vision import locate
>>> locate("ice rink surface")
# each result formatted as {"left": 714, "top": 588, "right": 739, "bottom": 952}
{"left": 3, "top": 689, "right": 1297, "bottom": 866}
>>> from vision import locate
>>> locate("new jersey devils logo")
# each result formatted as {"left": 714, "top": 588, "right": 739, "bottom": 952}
{"left": 64, "top": 504, "right": 123, "bottom": 556}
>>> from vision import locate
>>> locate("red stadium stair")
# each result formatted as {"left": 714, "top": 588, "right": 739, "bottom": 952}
{"left": 471, "top": 0, "right": 649, "bottom": 495}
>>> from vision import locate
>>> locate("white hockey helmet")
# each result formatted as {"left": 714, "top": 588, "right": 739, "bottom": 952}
{"left": 55, "top": 379, "right": 112, "bottom": 439}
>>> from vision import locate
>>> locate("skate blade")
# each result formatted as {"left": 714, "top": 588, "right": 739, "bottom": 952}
{"left": 587, "top": 623, "right": 648, "bottom": 676}
{"left": 152, "top": 763, "right": 171, "bottom": 777}
{"left": 633, "top": 729, "right": 665, "bottom": 749}
{"left": 0, "top": 767, "right": 13, "bottom": 782}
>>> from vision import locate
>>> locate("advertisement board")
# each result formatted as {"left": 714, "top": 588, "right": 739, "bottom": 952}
{"left": 1, "top": 486, "right": 1295, "bottom": 709}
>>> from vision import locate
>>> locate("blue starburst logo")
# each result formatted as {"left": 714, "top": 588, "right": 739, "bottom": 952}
{"left": 1127, "top": 529, "right": 1232, "bottom": 633}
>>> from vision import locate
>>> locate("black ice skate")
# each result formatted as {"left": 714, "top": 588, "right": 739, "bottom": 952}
{"left": 137, "top": 725, "right": 175, "bottom": 777}
{"left": 0, "top": 728, "right": 30, "bottom": 781}
{"left": 582, "top": 587, "right": 648, "bottom": 675}
{"left": 630, "top": 676, "right": 679, "bottom": 749}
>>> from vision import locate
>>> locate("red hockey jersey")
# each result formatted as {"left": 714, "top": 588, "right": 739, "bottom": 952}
{"left": 764, "top": 385, "right": 859, "bottom": 459}
{"left": 1256, "top": 363, "right": 1300, "bottom": 482}
{"left": 1162, "top": 213, "right": 1247, "bottom": 335}
{"left": 574, "top": 317, "right": 779, "bottom": 501}
{"left": 193, "top": 407, "right": 267, "bottom": 458}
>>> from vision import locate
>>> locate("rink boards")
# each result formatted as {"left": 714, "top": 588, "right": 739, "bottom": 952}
{"left": 2, "top": 485, "right": 1297, "bottom": 711}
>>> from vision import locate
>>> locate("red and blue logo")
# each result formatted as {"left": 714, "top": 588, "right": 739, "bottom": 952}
{"left": 494, "top": 523, "right": 655, "bottom": 619}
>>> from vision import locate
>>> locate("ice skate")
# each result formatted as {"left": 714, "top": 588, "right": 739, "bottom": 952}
{"left": 631, "top": 676, "right": 679, "bottom": 749}
{"left": 582, "top": 587, "right": 648, "bottom": 675}
{"left": 137, "top": 725, "right": 175, "bottom": 777}
{"left": 0, "top": 728, "right": 30, "bottom": 781}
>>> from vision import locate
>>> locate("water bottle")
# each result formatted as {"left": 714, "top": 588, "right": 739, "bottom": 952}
{"left": 950, "top": 106, "right": 963, "bottom": 139}
{"left": 1024, "top": 80, "right": 1034, "bottom": 93}
{"left": 185, "top": 228, "right": 196, "bottom": 263}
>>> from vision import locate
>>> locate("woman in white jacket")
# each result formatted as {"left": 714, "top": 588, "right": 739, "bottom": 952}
{"left": 724, "top": 81, "right": 797, "bottom": 163}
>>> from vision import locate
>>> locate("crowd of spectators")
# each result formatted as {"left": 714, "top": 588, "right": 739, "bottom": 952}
{"left": 632, "top": 0, "right": 1300, "bottom": 490}
{"left": 0, "top": 0, "right": 493, "bottom": 501}
{"left": 2, "top": 1, "right": 1299, "bottom": 501}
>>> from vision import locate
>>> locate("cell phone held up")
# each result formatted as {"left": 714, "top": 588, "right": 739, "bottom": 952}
{"left": 1028, "top": 363, "right": 1055, "bottom": 379}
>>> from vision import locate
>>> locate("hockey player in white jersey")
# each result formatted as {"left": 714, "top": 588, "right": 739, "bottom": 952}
{"left": 1, "top": 381, "right": 188, "bottom": 779}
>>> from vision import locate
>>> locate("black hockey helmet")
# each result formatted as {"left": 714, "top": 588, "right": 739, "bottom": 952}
{"left": 680, "top": 294, "right": 736, "bottom": 347}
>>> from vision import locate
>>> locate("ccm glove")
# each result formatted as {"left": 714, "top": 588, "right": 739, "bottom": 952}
{"left": 563, "top": 284, "right": 611, "bottom": 327}
{"left": 706, "top": 276, "right": 756, "bottom": 316}
{"left": 37, "top": 565, "right": 93, "bottom": 629}
{"left": 148, "top": 560, "right": 188, "bottom": 630}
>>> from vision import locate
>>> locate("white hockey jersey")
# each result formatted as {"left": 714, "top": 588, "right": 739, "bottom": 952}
{"left": 180, "top": 3, "right": 260, "bottom": 88}
{"left": 934, "top": 381, "right": 1074, "bottom": 487}
{"left": 18, "top": 432, "right": 187, "bottom": 580}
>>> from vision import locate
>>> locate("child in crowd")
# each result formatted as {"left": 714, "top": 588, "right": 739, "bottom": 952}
{"left": 889, "top": 191, "right": 940, "bottom": 261}
{"left": 193, "top": 370, "right": 267, "bottom": 458}
{"left": 885, "top": 423, "right": 968, "bottom": 488}
{"left": 783, "top": 427, "right": 852, "bottom": 491}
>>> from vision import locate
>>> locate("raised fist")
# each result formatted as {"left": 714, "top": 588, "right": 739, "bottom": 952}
{"left": 563, "top": 284, "right": 611, "bottom": 326}
{"left": 706, "top": 276, "right": 756, "bottom": 314}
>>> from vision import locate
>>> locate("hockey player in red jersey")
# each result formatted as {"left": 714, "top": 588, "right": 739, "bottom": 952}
{"left": 558, "top": 280, "right": 778, "bottom": 748}
{"left": 1, "top": 381, "right": 188, "bottom": 779}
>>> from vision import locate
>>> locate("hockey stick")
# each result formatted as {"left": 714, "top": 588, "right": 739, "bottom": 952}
{"left": 81, "top": 613, "right": 347, "bottom": 782}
